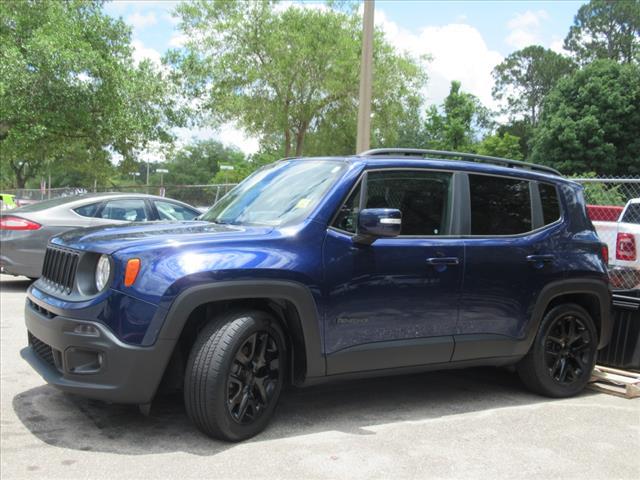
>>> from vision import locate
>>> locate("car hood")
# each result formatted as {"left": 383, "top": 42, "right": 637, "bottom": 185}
{"left": 50, "top": 221, "right": 274, "bottom": 254}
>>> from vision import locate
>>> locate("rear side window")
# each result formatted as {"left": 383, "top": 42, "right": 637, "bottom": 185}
{"left": 74, "top": 202, "right": 100, "bottom": 218}
{"left": 99, "top": 199, "right": 149, "bottom": 222}
{"left": 621, "top": 203, "right": 640, "bottom": 225}
{"left": 155, "top": 200, "right": 199, "bottom": 221}
{"left": 539, "top": 183, "right": 561, "bottom": 225}
{"left": 469, "top": 175, "right": 531, "bottom": 235}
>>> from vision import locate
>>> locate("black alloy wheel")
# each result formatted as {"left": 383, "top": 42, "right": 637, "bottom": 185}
{"left": 184, "top": 310, "right": 287, "bottom": 441}
{"left": 517, "top": 303, "right": 597, "bottom": 398}
{"left": 227, "top": 331, "right": 281, "bottom": 424}
{"left": 543, "top": 314, "right": 592, "bottom": 385}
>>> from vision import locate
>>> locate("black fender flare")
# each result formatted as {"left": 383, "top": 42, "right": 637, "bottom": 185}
{"left": 152, "top": 280, "right": 325, "bottom": 379}
{"left": 526, "top": 279, "right": 612, "bottom": 350}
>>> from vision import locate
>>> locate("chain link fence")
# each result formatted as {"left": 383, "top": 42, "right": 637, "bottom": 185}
{"left": 575, "top": 177, "right": 640, "bottom": 291}
{"left": 2, "top": 184, "right": 238, "bottom": 209}
{"left": 4, "top": 176, "right": 639, "bottom": 291}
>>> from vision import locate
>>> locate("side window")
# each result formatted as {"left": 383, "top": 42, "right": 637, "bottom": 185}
{"left": 469, "top": 175, "right": 532, "bottom": 235}
{"left": 99, "top": 199, "right": 149, "bottom": 222}
{"left": 621, "top": 203, "right": 640, "bottom": 225}
{"left": 539, "top": 182, "right": 561, "bottom": 225}
{"left": 155, "top": 201, "right": 199, "bottom": 221}
{"left": 74, "top": 202, "right": 100, "bottom": 218}
{"left": 332, "top": 170, "right": 453, "bottom": 236}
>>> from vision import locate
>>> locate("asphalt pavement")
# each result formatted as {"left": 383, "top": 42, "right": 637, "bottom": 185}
{"left": 1, "top": 274, "right": 639, "bottom": 479}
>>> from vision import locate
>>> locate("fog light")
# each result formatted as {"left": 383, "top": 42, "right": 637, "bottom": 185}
{"left": 66, "top": 348, "right": 103, "bottom": 374}
{"left": 73, "top": 324, "right": 100, "bottom": 337}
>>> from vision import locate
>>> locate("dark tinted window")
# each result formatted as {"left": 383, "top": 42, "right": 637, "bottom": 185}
{"left": 74, "top": 202, "right": 100, "bottom": 218}
{"left": 469, "top": 175, "right": 531, "bottom": 235}
{"left": 621, "top": 203, "right": 640, "bottom": 225}
{"left": 332, "top": 170, "right": 452, "bottom": 236}
{"left": 539, "top": 183, "right": 561, "bottom": 225}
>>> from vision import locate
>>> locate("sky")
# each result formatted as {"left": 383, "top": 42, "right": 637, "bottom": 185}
{"left": 104, "top": 0, "right": 586, "bottom": 155}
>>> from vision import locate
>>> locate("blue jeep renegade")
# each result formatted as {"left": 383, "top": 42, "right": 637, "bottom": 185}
{"left": 22, "top": 149, "right": 612, "bottom": 441}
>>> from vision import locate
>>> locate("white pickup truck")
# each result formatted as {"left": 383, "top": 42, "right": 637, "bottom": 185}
{"left": 592, "top": 198, "right": 640, "bottom": 291}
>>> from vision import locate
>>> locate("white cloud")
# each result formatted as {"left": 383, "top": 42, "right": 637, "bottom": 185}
{"left": 375, "top": 10, "right": 503, "bottom": 109}
{"left": 126, "top": 11, "right": 157, "bottom": 30}
{"left": 505, "top": 10, "right": 549, "bottom": 48}
{"left": 131, "top": 39, "right": 162, "bottom": 66}
{"left": 173, "top": 125, "right": 260, "bottom": 155}
{"left": 549, "top": 36, "right": 569, "bottom": 55}
{"left": 168, "top": 33, "right": 188, "bottom": 48}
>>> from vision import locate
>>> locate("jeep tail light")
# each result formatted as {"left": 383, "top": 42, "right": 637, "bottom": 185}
{"left": 616, "top": 233, "right": 636, "bottom": 261}
{"left": 601, "top": 244, "right": 609, "bottom": 265}
{"left": 124, "top": 258, "right": 141, "bottom": 287}
{"left": 0, "top": 216, "right": 41, "bottom": 230}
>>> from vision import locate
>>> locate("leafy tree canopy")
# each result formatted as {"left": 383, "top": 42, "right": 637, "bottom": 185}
{"left": 424, "top": 81, "right": 492, "bottom": 151}
{"left": 166, "top": 140, "right": 245, "bottom": 185}
{"left": 0, "top": 0, "right": 176, "bottom": 188}
{"left": 492, "top": 46, "right": 575, "bottom": 127}
{"left": 476, "top": 133, "right": 523, "bottom": 160}
{"left": 564, "top": 0, "right": 640, "bottom": 65}
{"left": 168, "top": 0, "right": 426, "bottom": 157}
{"left": 531, "top": 59, "right": 640, "bottom": 175}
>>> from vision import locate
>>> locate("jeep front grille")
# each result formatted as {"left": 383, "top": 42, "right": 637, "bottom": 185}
{"left": 41, "top": 246, "right": 80, "bottom": 294}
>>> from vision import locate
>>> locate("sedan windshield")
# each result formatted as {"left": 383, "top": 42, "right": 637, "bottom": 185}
{"left": 201, "top": 160, "right": 347, "bottom": 227}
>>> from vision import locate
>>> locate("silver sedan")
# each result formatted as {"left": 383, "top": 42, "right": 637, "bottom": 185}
{"left": 0, "top": 192, "right": 200, "bottom": 278}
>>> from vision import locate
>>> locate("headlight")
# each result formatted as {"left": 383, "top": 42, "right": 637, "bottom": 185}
{"left": 95, "top": 255, "right": 111, "bottom": 291}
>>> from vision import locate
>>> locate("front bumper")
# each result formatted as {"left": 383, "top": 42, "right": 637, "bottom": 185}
{"left": 22, "top": 299, "right": 175, "bottom": 404}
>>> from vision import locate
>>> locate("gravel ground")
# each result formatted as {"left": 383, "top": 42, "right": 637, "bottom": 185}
{"left": 1, "top": 273, "right": 639, "bottom": 479}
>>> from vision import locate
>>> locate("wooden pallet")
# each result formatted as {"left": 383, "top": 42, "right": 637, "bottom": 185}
{"left": 588, "top": 365, "right": 640, "bottom": 399}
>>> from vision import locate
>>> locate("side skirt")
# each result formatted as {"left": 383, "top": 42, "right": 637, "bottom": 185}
{"left": 319, "top": 333, "right": 528, "bottom": 384}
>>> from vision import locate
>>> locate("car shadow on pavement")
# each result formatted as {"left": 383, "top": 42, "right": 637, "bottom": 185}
{"left": 0, "top": 277, "right": 33, "bottom": 292}
{"left": 11, "top": 367, "right": 577, "bottom": 455}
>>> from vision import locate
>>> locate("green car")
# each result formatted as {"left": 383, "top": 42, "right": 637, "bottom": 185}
{"left": 0, "top": 193, "right": 17, "bottom": 211}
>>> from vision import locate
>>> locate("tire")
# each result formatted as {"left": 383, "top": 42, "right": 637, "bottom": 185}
{"left": 517, "top": 303, "right": 598, "bottom": 398}
{"left": 184, "top": 310, "right": 287, "bottom": 441}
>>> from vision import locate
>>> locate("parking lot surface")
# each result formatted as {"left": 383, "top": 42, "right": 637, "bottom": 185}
{"left": 1, "top": 274, "right": 639, "bottom": 479}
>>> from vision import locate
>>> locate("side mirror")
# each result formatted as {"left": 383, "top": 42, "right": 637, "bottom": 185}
{"left": 355, "top": 208, "right": 402, "bottom": 243}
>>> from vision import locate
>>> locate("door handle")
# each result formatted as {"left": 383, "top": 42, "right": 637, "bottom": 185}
{"left": 426, "top": 257, "right": 460, "bottom": 265}
{"left": 526, "top": 254, "right": 555, "bottom": 263}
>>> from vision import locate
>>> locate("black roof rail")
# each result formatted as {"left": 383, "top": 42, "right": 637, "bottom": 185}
{"left": 357, "top": 148, "right": 561, "bottom": 176}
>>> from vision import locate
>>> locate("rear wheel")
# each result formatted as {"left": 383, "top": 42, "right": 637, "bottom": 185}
{"left": 184, "top": 310, "right": 286, "bottom": 441}
{"left": 517, "top": 303, "right": 597, "bottom": 398}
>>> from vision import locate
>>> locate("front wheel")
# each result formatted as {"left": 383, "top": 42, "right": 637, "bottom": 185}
{"left": 517, "top": 303, "right": 597, "bottom": 398}
{"left": 184, "top": 310, "right": 286, "bottom": 441}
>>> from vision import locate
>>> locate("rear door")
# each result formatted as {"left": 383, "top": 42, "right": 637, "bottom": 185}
{"left": 456, "top": 174, "right": 564, "bottom": 360}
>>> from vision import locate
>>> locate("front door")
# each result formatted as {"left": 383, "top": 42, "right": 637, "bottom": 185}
{"left": 322, "top": 169, "right": 464, "bottom": 374}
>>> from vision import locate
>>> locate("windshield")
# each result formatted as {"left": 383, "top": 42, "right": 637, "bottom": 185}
{"left": 201, "top": 160, "right": 347, "bottom": 226}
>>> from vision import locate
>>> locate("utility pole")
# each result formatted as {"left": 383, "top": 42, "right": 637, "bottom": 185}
{"left": 356, "top": 0, "right": 375, "bottom": 154}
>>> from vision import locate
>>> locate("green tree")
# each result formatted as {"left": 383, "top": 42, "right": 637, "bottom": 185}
{"left": 497, "top": 120, "right": 532, "bottom": 159}
{"left": 564, "top": 0, "right": 640, "bottom": 65}
{"left": 531, "top": 60, "right": 640, "bottom": 175}
{"left": 168, "top": 0, "right": 426, "bottom": 157}
{"left": 166, "top": 140, "right": 245, "bottom": 185}
{"left": 492, "top": 46, "right": 575, "bottom": 127}
{"left": 476, "top": 133, "right": 523, "bottom": 160}
{"left": 424, "top": 81, "right": 491, "bottom": 151}
{"left": 0, "top": 0, "right": 175, "bottom": 188}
